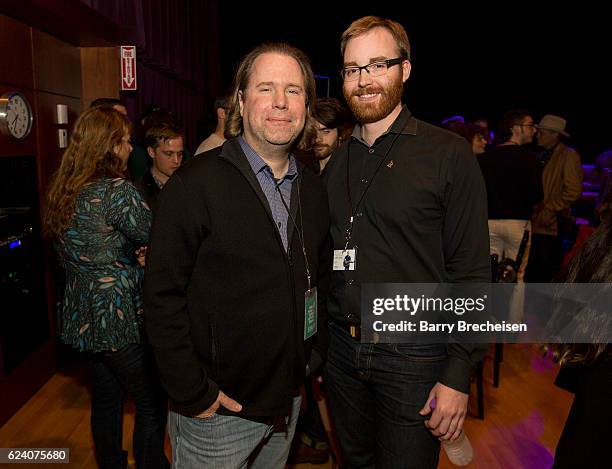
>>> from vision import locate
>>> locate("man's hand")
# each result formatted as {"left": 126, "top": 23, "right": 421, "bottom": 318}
{"left": 195, "top": 390, "right": 242, "bottom": 419}
{"left": 419, "top": 382, "right": 468, "bottom": 441}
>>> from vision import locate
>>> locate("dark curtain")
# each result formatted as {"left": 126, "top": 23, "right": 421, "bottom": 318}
{"left": 79, "top": 0, "right": 221, "bottom": 151}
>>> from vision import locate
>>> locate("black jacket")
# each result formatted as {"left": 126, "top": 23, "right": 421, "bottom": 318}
{"left": 144, "top": 138, "right": 331, "bottom": 418}
{"left": 134, "top": 170, "right": 162, "bottom": 212}
{"left": 477, "top": 145, "right": 543, "bottom": 220}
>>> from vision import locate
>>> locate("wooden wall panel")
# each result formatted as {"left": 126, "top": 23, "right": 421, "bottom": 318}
{"left": 32, "top": 29, "right": 82, "bottom": 98}
{"left": 34, "top": 91, "right": 82, "bottom": 196}
{"left": 81, "top": 47, "right": 120, "bottom": 108}
{"left": 0, "top": 15, "right": 34, "bottom": 89}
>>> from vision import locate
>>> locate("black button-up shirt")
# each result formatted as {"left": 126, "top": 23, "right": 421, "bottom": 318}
{"left": 324, "top": 105, "right": 491, "bottom": 392}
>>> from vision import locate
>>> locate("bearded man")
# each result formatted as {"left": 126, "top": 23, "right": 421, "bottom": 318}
{"left": 310, "top": 98, "right": 353, "bottom": 174}
{"left": 323, "top": 16, "right": 490, "bottom": 469}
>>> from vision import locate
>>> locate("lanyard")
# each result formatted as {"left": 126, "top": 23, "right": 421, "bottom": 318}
{"left": 277, "top": 176, "right": 312, "bottom": 290}
{"left": 344, "top": 131, "right": 402, "bottom": 249}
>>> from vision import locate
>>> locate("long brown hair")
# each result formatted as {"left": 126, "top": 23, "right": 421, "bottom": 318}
{"left": 546, "top": 190, "right": 612, "bottom": 366}
{"left": 43, "top": 107, "right": 130, "bottom": 240}
{"left": 224, "top": 42, "right": 317, "bottom": 151}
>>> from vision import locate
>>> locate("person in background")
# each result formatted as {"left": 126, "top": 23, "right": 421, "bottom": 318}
{"left": 128, "top": 105, "right": 191, "bottom": 180}
{"left": 547, "top": 185, "right": 612, "bottom": 468}
{"left": 134, "top": 123, "right": 184, "bottom": 212}
{"left": 452, "top": 123, "right": 489, "bottom": 155}
{"left": 473, "top": 116, "right": 494, "bottom": 144}
{"left": 478, "top": 110, "right": 542, "bottom": 277}
{"left": 310, "top": 98, "right": 354, "bottom": 174}
{"left": 90, "top": 97, "right": 128, "bottom": 117}
{"left": 43, "top": 106, "right": 169, "bottom": 469}
{"left": 478, "top": 110, "right": 542, "bottom": 324}
{"left": 195, "top": 96, "right": 229, "bottom": 155}
{"left": 288, "top": 97, "right": 352, "bottom": 465}
{"left": 526, "top": 114, "right": 583, "bottom": 282}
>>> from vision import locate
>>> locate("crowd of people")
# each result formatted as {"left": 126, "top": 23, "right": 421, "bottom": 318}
{"left": 42, "top": 14, "right": 609, "bottom": 469}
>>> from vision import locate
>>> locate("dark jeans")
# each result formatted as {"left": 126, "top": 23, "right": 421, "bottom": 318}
{"left": 89, "top": 343, "right": 170, "bottom": 469}
{"left": 325, "top": 323, "right": 443, "bottom": 469}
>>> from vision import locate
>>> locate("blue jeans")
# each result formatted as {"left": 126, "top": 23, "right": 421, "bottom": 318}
{"left": 168, "top": 395, "right": 301, "bottom": 469}
{"left": 89, "top": 343, "right": 170, "bottom": 469}
{"left": 325, "top": 323, "right": 443, "bottom": 469}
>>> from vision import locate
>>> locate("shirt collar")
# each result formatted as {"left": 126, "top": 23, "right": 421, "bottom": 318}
{"left": 149, "top": 170, "right": 165, "bottom": 189}
{"left": 239, "top": 136, "right": 298, "bottom": 181}
{"left": 351, "top": 104, "right": 417, "bottom": 145}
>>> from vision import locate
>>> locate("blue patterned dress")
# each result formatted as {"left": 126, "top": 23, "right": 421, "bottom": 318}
{"left": 56, "top": 178, "right": 152, "bottom": 352}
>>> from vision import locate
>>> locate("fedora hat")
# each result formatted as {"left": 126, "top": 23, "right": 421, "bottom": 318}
{"left": 536, "top": 114, "right": 570, "bottom": 137}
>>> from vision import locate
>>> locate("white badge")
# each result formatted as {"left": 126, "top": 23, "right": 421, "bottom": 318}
{"left": 333, "top": 249, "right": 357, "bottom": 271}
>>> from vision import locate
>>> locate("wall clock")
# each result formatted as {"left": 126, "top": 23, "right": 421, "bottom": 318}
{"left": 0, "top": 91, "right": 34, "bottom": 140}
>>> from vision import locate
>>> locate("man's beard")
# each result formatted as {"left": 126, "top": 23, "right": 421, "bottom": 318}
{"left": 313, "top": 143, "right": 335, "bottom": 159}
{"left": 344, "top": 74, "right": 404, "bottom": 124}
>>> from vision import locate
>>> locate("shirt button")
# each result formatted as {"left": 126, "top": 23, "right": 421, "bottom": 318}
{"left": 368, "top": 148, "right": 375, "bottom": 154}
{"left": 361, "top": 178, "right": 368, "bottom": 184}
{"left": 347, "top": 279, "right": 354, "bottom": 285}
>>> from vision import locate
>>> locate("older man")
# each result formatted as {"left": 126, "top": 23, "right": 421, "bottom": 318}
{"left": 526, "top": 114, "right": 583, "bottom": 282}
{"left": 144, "top": 43, "right": 331, "bottom": 468}
{"left": 324, "top": 16, "right": 490, "bottom": 468}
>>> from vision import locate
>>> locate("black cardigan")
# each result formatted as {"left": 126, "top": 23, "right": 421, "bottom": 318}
{"left": 144, "top": 138, "right": 331, "bottom": 418}
{"left": 133, "top": 170, "right": 162, "bottom": 213}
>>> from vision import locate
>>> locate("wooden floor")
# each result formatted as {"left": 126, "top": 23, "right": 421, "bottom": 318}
{"left": 0, "top": 344, "right": 572, "bottom": 468}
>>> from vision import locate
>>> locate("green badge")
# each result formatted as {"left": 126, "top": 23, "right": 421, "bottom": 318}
{"left": 304, "top": 287, "right": 318, "bottom": 340}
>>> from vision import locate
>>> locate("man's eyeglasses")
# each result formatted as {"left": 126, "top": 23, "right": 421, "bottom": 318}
{"left": 340, "top": 57, "right": 405, "bottom": 81}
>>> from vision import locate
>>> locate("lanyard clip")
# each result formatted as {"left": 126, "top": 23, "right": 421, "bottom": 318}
{"left": 344, "top": 216, "right": 354, "bottom": 246}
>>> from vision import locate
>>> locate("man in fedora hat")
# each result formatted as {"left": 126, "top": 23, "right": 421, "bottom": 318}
{"left": 525, "top": 114, "right": 583, "bottom": 282}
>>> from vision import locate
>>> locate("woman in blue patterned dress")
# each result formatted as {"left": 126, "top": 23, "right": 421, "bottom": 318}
{"left": 44, "top": 106, "right": 169, "bottom": 469}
